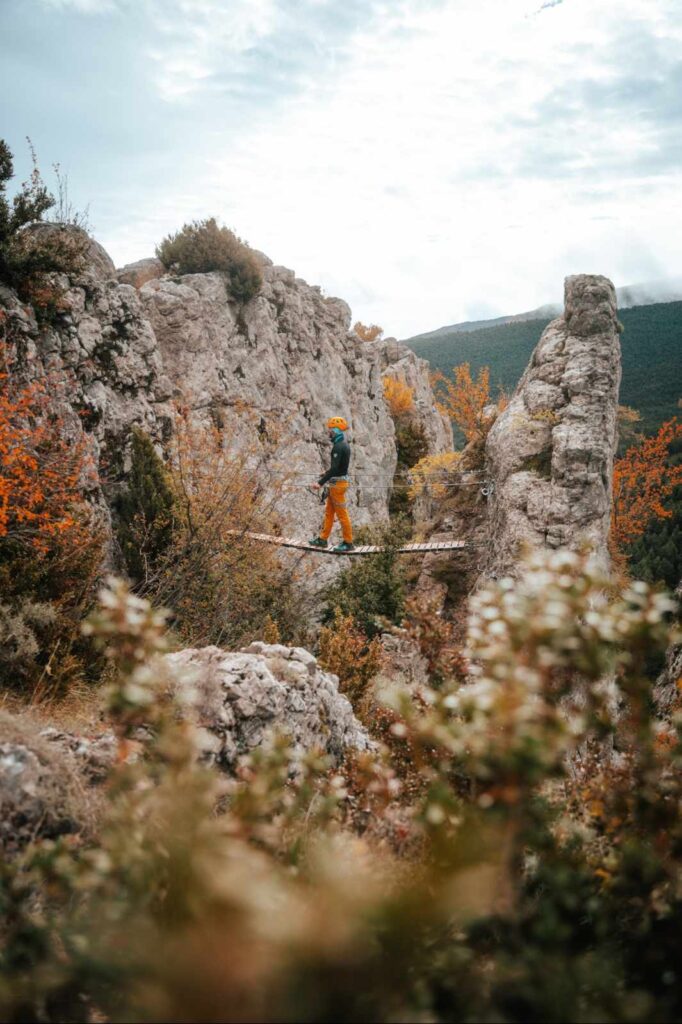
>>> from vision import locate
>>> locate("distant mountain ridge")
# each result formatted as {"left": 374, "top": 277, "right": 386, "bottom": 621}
{"left": 412, "top": 277, "right": 682, "bottom": 338}
{"left": 414, "top": 304, "right": 560, "bottom": 339}
{"left": 405, "top": 299, "right": 682, "bottom": 437}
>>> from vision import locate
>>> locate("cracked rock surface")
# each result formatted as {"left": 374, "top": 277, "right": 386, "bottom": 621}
{"left": 1, "top": 229, "right": 448, "bottom": 552}
{"left": 166, "top": 642, "right": 373, "bottom": 769}
{"left": 484, "top": 274, "right": 621, "bottom": 577}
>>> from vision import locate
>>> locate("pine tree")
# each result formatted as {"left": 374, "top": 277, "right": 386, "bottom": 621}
{"left": 115, "top": 429, "right": 176, "bottom": 584}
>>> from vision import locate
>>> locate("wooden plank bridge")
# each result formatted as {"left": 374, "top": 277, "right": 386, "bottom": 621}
{"left": 232, "top": 530, "right": 468, "bottom": 556}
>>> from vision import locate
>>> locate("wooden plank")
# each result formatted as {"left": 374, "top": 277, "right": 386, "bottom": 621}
{"left": 226, "top": 530, "right": 467, "bottom": 555}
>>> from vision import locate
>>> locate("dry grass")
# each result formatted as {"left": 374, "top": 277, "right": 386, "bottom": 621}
{"left": 0, "top": 707, "right": 103, "bottom": 849}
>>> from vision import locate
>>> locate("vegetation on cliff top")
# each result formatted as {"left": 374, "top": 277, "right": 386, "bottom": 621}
{"left": 156, "top": 217, "right": 263, "bottom": 302}
{"left": 0, "top": 139, "right": 87, "bottom": 320}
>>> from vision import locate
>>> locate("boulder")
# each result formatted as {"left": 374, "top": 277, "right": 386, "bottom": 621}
{"left": 0, "top": 712, "right": 98, "bottom": 853}
{"left": 166, "top": 642, "right": 373, "bottom": 769}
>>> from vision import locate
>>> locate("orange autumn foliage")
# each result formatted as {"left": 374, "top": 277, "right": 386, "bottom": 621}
{"left": 432, "top": 363, "right": 491, "bottom": 443}
{"left": 353, "top": 322, "right": 384, "bottom": 343}
{"left": 317, "top": 609, "right": 383, "bottom": 702}
{"left": 611, "top": 416, "right": 682, "bottom": 549}
{"left": 383, "top": 375, "right": 415, "bottom": 419}
{"left": 0, "top": 336, "right": 93, "bottom": 556}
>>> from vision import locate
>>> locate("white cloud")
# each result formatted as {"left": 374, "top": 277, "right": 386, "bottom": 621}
{"left": 92, "top": 0, "right": 682, "bottom": 335}
{"left": 144, "top": 0, "right": 281, "bottom": 102}
{"left": 40, "top": 0, "right": 118, "bottom": 11}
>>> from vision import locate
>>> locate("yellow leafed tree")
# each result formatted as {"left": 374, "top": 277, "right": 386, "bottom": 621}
{"left": 432, "top": 363, "right": 492, "bottom": 443}
{"left": 407, "top": 451, "right": 462, "bottom": 500}
{"left": 383, "top": 375, "right": 415, "bottom": 419}
{"left": 353, "top": 322, "right": 384, "bottom": 342}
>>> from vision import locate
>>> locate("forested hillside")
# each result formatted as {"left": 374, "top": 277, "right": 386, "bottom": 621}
{"left": 628, "top": 485, "right": 682, "bottom": 588}
{"left": 407, "top": 300, "right": 682, "bottom": 436}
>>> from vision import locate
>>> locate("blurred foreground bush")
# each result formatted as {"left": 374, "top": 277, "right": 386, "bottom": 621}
{"left": 1, "top": 551, "right": 681, "bottom": 1023}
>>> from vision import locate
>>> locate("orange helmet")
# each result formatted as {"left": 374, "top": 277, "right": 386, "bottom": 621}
{"left": 326, "top": 416, "right": 348, "bottom": 431}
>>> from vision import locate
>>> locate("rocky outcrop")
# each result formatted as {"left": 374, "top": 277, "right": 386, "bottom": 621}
{"left": 0, "top": 641, "right": 372, "bottom": 851}
{"left": 376, "top": 337, "right": 453, "bottom": 454}
{"left": 483, "top": 275, "right": 621, "bottom": 577}
{"left": 116, "top": 257, "right": 165, "bottom": 289}
{"left": 138, "top": 264, "right": 401, "bottom": 533}
{"left": 40, "top": 644, "right": 374, "bottom": 775}
{"left": 167, "top": 642, "right": 373, "bottom": 769}
{"left": 1, "top": 231, "right": 448, "bottom": 549}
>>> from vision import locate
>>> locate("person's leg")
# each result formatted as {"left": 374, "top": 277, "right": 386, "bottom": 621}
{"left": 320, "top": 489, "right": 336, "bottom": 541}
{"left": 330, "top": 481, "right": 352, "bottom": 543}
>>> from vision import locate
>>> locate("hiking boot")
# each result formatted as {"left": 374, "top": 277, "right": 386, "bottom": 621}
{"left": 334, "top": 541, "right": 356, "bottom": 553}
{"left": 308, "top": 537, "right": 328, "bottom": 548}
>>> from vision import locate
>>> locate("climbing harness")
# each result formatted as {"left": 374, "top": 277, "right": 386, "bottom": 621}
{"left": 307, "top": 485, "right": 329, "bottom": 505}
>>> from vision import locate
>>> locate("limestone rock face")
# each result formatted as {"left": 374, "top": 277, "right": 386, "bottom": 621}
{"left": 116, "top": 257, "right": 165, "bottom": 289}
{"left": 2, "top": 241, "right": 448, "bottom": 547}
{"left": 166, "top": 642, "right": 373, "bottom": 769}
{"left": 484, "top": 275, "right": 621, "bottom": 576}
{"left": 139, "top": 265, "right": 404, "bottom": 530}
{"left": 376, "top": 337, "right": 453, "bottom": 454}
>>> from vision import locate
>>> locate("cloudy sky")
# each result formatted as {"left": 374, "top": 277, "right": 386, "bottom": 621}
{"left": 1, "top": 0, "right": 681, "bottom": 336}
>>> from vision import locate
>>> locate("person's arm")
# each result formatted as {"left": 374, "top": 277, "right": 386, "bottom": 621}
{"left": 318, "top": 445, "right": 342, "bottom": 486}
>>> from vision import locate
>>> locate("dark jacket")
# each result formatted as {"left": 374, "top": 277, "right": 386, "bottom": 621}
{"left": 318, "top": 436, "right": 351, "bottom": 485}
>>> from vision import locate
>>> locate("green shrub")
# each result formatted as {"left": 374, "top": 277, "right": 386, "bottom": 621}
{"left": 0, "top": 140, "right": 87, "bottom": 316}
{"left": 323, "top": 520, "right": 408, "bottom": 637}
{"left": 0, "top": 524, "right": 105, "bottom": 697}
{"left": 0, "top": 600, "right": 56, "bottom": 684}
{"left": 156, "top": 217, "right": 263, "bottom": 301}
{"left": 115, "top": 428, "right": 177, "bottom": 585}
{"left": 390, "top": 419, "right": 429, "bottom": 517}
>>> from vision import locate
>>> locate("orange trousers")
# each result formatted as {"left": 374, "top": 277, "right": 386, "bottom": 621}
{"left": 320, "top": 480, "right": 353, "bottom": 543}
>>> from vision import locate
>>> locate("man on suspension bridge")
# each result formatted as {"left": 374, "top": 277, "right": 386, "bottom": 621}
{"left": 309, "top": 416, "right": 355, "bottom": 553}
